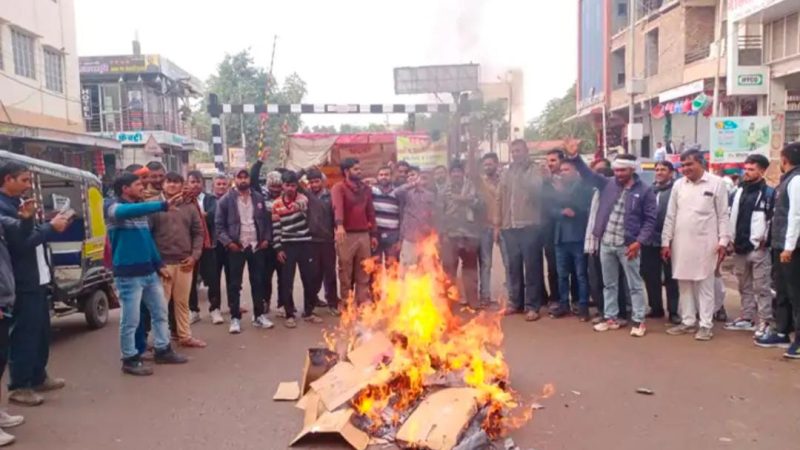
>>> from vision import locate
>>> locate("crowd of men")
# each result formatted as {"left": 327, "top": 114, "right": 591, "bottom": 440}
{"left": 1, "top": 139, "right": 800, "bottom": 444}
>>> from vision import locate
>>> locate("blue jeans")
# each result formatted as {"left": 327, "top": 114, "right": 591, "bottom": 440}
{"left": 479, "top": 228, "right": 509, "bottom": 301}
{"left": 555, "top": 242, "right": 589, "bottom": 309}
{"left": 599, "top": 244, "right": 646, "bottom": 323}
{"left": 116, "top": 272, "right": 171, "bottom": 360}
{"left": 501, "top": 226, "right": 544, "bottom": 312}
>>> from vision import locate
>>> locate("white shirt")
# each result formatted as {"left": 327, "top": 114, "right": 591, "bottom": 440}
{"left": 784, "top": 177, "right": 800, "bottom": 251}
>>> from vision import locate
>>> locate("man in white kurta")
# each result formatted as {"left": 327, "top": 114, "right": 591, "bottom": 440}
{"left": 661, "top": 150, "right": 731, "bottom": 341}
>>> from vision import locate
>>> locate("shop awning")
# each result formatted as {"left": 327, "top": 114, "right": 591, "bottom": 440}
{"left": 0, "top": 122, "right": 121, "bottom": 151}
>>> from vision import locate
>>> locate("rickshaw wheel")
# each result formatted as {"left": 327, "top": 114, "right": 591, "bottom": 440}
{"left": 84, "top": 290, "right": 109, "bottom": 330}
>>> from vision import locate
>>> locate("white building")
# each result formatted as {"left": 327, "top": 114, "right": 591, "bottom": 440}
{"left": 0, "top": 0, "right": 118, "bottom": 171}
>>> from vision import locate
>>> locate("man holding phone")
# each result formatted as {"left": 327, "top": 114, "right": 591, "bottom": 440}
{"left": 0, "top": 161, "right": 70, "bottom": 406}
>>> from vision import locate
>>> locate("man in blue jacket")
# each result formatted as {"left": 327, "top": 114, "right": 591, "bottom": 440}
{"left": 568, "top": 152, "right": 657, "bottom": 337}
{"left": 0, "top": 161, "right": 70, "bottom": 406}
{"left": 106, "top": 172, "right": 188, "bottom": 376}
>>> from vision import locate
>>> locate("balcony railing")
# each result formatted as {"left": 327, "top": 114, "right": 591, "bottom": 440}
{"left": 685, "top": 46, "right": 711, "bottom": 64}
{"left": 87, "top": 111, "right": 188, "bottom": 136}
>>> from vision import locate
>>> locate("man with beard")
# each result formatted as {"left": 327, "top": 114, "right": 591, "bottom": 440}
{"left": 568, "top": 152, "right": 656, "bottom": 337}
{"left": 495, "top": 140, "right": 546, "bottom": 322}
{"left": 215, "top": 169, "right": 272, "bottom": 334}
{"left": 640, "top": 161, "right": 680, "bottom": 324}
{"left": 542, "top": 149, "right": 565, "bottom": 306}
{"left": 395, "top": 166, "right": 437, "bottom": 266}
{"left": 440, "top": 162, "right": 482, "bottom": 308}
{"left": 432, "top": 165, "right": 448, "bottom": 194}
{"left": 725, "top": 154, "right": 775, "bottom": 338}
{"left": 0, "top": 162, "right": 70, "bottom": 402}
{"left": 150, "top": 172, "right": 206, "bottom": 348}
{"left": 250, "top": 152, "right": 284, "bottom": 317}
{"left": 478, "top": 153, "right": 505, "bottom": 308}
{"left": 143, "top": 161, "right": 166, "bottom": 201}
{"left": 305, "top": 168, "right": 339, "bottom": 315}
{"left": 372, "top": 166, "right": 401, "bottom": 266}
{"left": 663, "top": 149, "right": 731, "bottom": 341}
{"left": 394, "top": 160, "right": 410, "bottom": 188}
{"left": 331, "top": 158, "right": 378, "bottom": 305}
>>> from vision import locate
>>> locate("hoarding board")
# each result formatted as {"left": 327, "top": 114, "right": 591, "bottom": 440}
{"left": 396, "top": 135, "right": 447, "bottom": 170}
{"left": 709, "top": 116, "right": 771, "bottom": 163}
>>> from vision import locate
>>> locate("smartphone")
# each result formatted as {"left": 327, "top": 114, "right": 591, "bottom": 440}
{"left": 60, "top": 208, "right": 76, "bottom": 221}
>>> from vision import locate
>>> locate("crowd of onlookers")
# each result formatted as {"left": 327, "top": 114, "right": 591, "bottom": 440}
{"left": 1, "top": 139, "right": 800, "bottom": 445}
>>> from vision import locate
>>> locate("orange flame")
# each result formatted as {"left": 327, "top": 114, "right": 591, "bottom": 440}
{"left": 325, "top": 235, "right": 543, "bottom": 437}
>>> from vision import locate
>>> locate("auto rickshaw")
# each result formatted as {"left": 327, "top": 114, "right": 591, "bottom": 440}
{"left": 0, "top": 150, "right": 118, "bottom": 329}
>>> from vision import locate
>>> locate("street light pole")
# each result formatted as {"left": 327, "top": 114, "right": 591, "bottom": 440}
{"left": 627, "top": 0, "right": 637, "bottom": 155}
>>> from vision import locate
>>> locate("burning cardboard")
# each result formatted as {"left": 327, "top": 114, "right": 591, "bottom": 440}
{"left": 309, "top": 362, "right": 381, "bottom": 412}
{"left": 290, "top": 408, "right": 370, "bottom": 450}
{"left": 396, "top": 388, "right": 480, "bottom": 450}
{"left": 300, "top": 348, "right": 339, "bottom": 394}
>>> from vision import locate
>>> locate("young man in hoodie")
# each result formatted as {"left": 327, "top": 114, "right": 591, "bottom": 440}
{"left": 105, "top": 172, "right": 188, "bottom": 376}
{"left": 0, "top": 162, "right": 70, "bottom": 405}
{"left": 0, "top": 195, "right": 36, "bottom": 445}
{"left": 640, "top": 161, "right": 680, "bottom": 324}
{"left": 725, "top": 154, "right": 775, "bottom": 338}
{"left": 150, "top": 172, "right": 206, "bottom": 348}
{"left": 305, "top": 168, "right": 339, "bottom": 315}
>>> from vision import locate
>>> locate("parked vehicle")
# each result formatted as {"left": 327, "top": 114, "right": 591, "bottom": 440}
{"left": 0, "top": 151, "right": 118, "bottom": 329}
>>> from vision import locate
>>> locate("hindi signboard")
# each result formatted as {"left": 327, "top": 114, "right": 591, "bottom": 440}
{"left": 709, "top": 116, "right": 771, "bottom": 163}
{"left": 396, "top": 135, "right": 447, "bottom": 171}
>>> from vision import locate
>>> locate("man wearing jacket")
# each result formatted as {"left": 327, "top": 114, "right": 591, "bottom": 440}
{"left": 215, "top": 169, "right": 272, "bottom": 334}
{"left": 549, "top": 160, "right": 593, "bottom": 320}
{"left": 305, "top": 168, "right": 339, "bottom": 315}
{"left": 0, "top": 161, "right": 70, "bottom": 404}
{"left": 495, "top": 140, "right": 546, "bottom": 321}
{"left": 186, "top": 171, "right": 224, "bottom": 325}
{"left": 150, "top": 172, "right": 206, "bottom": 348}
{"left": 0, "top": 196, "right": 35, "bottom": 444}
{"left": 251, "top": 157, "right": 285, "bottom": 317}
{"left": 105, "top": 172, "right": 188, "bottom": 376}
{"left": 641, "top": 161, "right": 680, "bottom": 324}
{"left": 569, "top": 152, "right": 657, "bottom": 337}
{"left": 725, "top": 154, "right": 775, "bottom": 338}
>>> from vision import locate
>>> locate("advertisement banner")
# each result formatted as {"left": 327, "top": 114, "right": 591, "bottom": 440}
{"left": 396, "top": 135, "right": 447, "bottom": 170}
{"left": 228, "top": 147, "right": 247, "bottom": 169}
{"left": 709, "top": 116, "right": 771, "bottom": 163}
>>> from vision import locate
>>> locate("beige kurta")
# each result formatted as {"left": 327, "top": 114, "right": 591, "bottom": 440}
{"left": 661, "top": 172, "right": 731, "bottom": 281}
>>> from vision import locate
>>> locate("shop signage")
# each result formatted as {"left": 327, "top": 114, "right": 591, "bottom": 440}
{"left": 79, "top": 55, "right": 162, "bottom": 75}
{"left": 658, "top": 80, "right": 705, "bottom": 103}
{"left": 143, "top": 135, "right": 163, "bottom": 155}
{"left": 81, "top": 88, "right": 92, "bottom": 120}
{"left": 709, "top": 116, "right": 771, "bottom": 163}
{"left": 728, "top": 0, "right": 787, "bottom": 22}
{"left": 92, "top": 130, "right": 189, "bottom": 147}
{"left": 396, "top": 135, "right": 448, "bottom": 170}
{"left": 228, "top": 147, "right": 246, "bottom": 168}
{"left": 737, "top": 74, "right": 764, "bottom": 86}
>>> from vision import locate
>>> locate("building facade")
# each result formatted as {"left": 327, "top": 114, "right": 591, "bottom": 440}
{"left": 79, "top": 42, "right": 206, "bottom": 174}
{"left": 0, "top": 0, "right": 119, "bottom": 172}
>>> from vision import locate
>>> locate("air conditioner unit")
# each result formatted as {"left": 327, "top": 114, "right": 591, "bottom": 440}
{"left": 626, "top": 78, "right": 646, "bottom": 95}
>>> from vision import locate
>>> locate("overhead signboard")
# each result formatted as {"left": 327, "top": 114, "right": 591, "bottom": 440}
{"left": 709, "top": 116, "right": 771, "bottom": 163}
{"left": 394, "top": 64, "right": 480, "bottom": 95}
{"left": 728, "top": 0, "right": 787, "bottom": 22}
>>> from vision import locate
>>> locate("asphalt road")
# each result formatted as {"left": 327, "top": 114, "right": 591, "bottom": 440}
{"left": 5, "top": 264, "right": 800, "bottom": 450}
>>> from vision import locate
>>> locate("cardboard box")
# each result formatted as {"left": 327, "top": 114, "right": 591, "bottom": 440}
{"left": 300, "top": 348, "right": 339, "bottom": 395}
{"left": 273, "top": 381, "right": 301, "bottom": 401}
{"left": 396, "top": 388, "right": 480, "bottom": 450}
{"left": 290, "top": 408, "right": 370, "bottom": 450}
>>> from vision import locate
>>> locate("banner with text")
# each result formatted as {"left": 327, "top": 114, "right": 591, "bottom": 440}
{"left": 710, "top": 116, "right": 771, "bottom": 163}
{"left": 396, "top": 135, "right": 447, "bottom": 170}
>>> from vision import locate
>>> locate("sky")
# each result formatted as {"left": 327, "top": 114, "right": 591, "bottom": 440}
{"left": 74, "top": 0, "right": 577, "bottom": 127}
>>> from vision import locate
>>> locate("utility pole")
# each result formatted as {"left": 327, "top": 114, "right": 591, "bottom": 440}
{"left": 712, "top": 0, "right": 724, "bottom": 118}
{"left": 627, "top": 0, "right": 637, "bottom": 155}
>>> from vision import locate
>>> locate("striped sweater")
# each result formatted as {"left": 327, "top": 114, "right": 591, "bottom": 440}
{"left": 371, "top": 186, "right": 400, "bottom": 235}
{"left": 105, "top": 199, "right": 168, "bottom": 277}
{"left": 271, "top": 193, "right": 312, "bottom": 250}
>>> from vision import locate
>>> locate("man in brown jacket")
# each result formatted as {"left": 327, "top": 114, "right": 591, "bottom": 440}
{"left": 150, "top": 172, "right": 206, "bottom": 348}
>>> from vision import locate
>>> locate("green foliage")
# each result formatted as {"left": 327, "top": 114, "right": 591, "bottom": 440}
{"left": 524, "top": 83, "right": 595, "bottom": 152}
{"left": 199, "top": 49, "right": 308, "bottom": 168}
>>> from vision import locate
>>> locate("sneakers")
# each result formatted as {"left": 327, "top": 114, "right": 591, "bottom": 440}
{"left": 121, "top": 357, "right": 154, "bottom": 376}
{"left": 754, "top": 330, "right": 791, "bottom": 348}
{"left": 694, "top": 327, "right": 714, "bottom": 341}
{"left": 593, "top": 319, "right": 621, "bottom": 332}
{"left": 303, "top": 314, "right": 323, "bottom": 324}
{"left": 0, "top": 429, "right": 15, "bottom": 447}
{"left": 34, "top": 376, "right": 66, "bottom": 392}
{"left": 724, "top": 317, "right": 756, "bottom": 332}
{"left": 630, "top": 323, "right": 647, "bottom": 337}
{"left": 713, "top": 307, "right": 728, "bottom": 322}
{"left": 8, "top": 389, "right": 43, "bottom": 407}
{"left": 784, "top": 342, "right": 800, "bottom": 359}
{"left": 253, "top": 314, "right": 275, "bottom": 329}
{"left": 210, "top": 309, "right": 224, "bottom": 325}
{"left": 154, "top": 346, "right": 189, "bottom": 365}
{"left": 577, "top": 306, "right": 590, "bottom": 322}
{"left": 548, "top": 306, "right": 570, "bottom": 319}
{"left": 285, "top": 317, "right": 297, "bottom": 328}
{"left": 229, "top": 318, "right": 242, "bottom": 334}
{"left": 754, "top": 322, "right": 769, "bottom": 339}
{"left": 524, "top": 310, "right": 540, "bottom": 322}
{"left": 0, "top": 411, "right": 24, "bottom": 428}
{"left": 667, "top": 323, "right": 698, "bottom": 336}
{"left": 189, "top": 311, "right": 201, "bottom": 324}
{"left": 274, "top": 309, "right": 287, "bottom": 319}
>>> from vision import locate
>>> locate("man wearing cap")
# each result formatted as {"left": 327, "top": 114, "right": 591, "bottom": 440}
{"left": 250, "top": 154, "right": 285, "bottom": 317}
{"left": 568, "top": 151, "right": 656, "bottom": 337}
{"left": 215, "top": 169, "right": 272, "bottom": 334}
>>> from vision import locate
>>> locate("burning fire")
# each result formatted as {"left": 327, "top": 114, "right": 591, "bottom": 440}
{"left": 323, "top": 236, "right": 553, "bottom": 440}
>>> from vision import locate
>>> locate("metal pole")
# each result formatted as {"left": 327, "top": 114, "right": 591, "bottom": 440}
{"left": 208, "top": 93, "right": 224, "bottom": 172}
{"left": 627, "top": 0, "right": 637, "bottom": 155}
{"left": 602, "top": 103, "right": 609, "bottom": 158}
{"left": 712, "top": 0, "right": 725, "bottom": 118}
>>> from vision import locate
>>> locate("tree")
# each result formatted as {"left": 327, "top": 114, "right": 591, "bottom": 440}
{"left": 201, "top": 49, "right": 308, "bottom": 168}
{"left": 525, "top": 83, "right": 595, "bottom": 152}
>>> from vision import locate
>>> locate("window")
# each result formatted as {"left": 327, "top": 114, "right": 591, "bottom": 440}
{"left": 44, "top": 48, "right": 64, "bottom": 92}
{"left": 11, "top": 28, "right": 36, "bottom": 79}
{"left": 0, "top": 30, "right": 4, "bottom": 71}
{"left": 645, "top": 29, "right": 659, "bottom": 77}
{"left": 612, "top": 47, "right": 626, "bottom": 89}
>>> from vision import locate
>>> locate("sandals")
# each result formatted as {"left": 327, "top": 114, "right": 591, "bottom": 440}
{"left": 303, "top": 315, "right": 323, "bottom": 324}
{"left": 285, "top": 318, "right": 297, "bottom": 328}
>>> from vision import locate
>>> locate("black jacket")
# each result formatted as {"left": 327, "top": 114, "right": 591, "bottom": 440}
{"left": 306, "top": 188, "right": 335, "bottom": 243}
{"left": 0, "top": 213, "right": 33, "bottom": 307}
{"left": 0, "top": 192, "right": 54, "bottom": 292}
{"left": 644, "top": 180, "right": 674, "bottom": 247}
{"left": 200, "top": 193, "right": 218, "bottom": 242}
{"left": 549, "top": 180, "right": 594, "bottom": 244}
{"left": 214, "top": 190, "right": 272, "bottom": 248}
